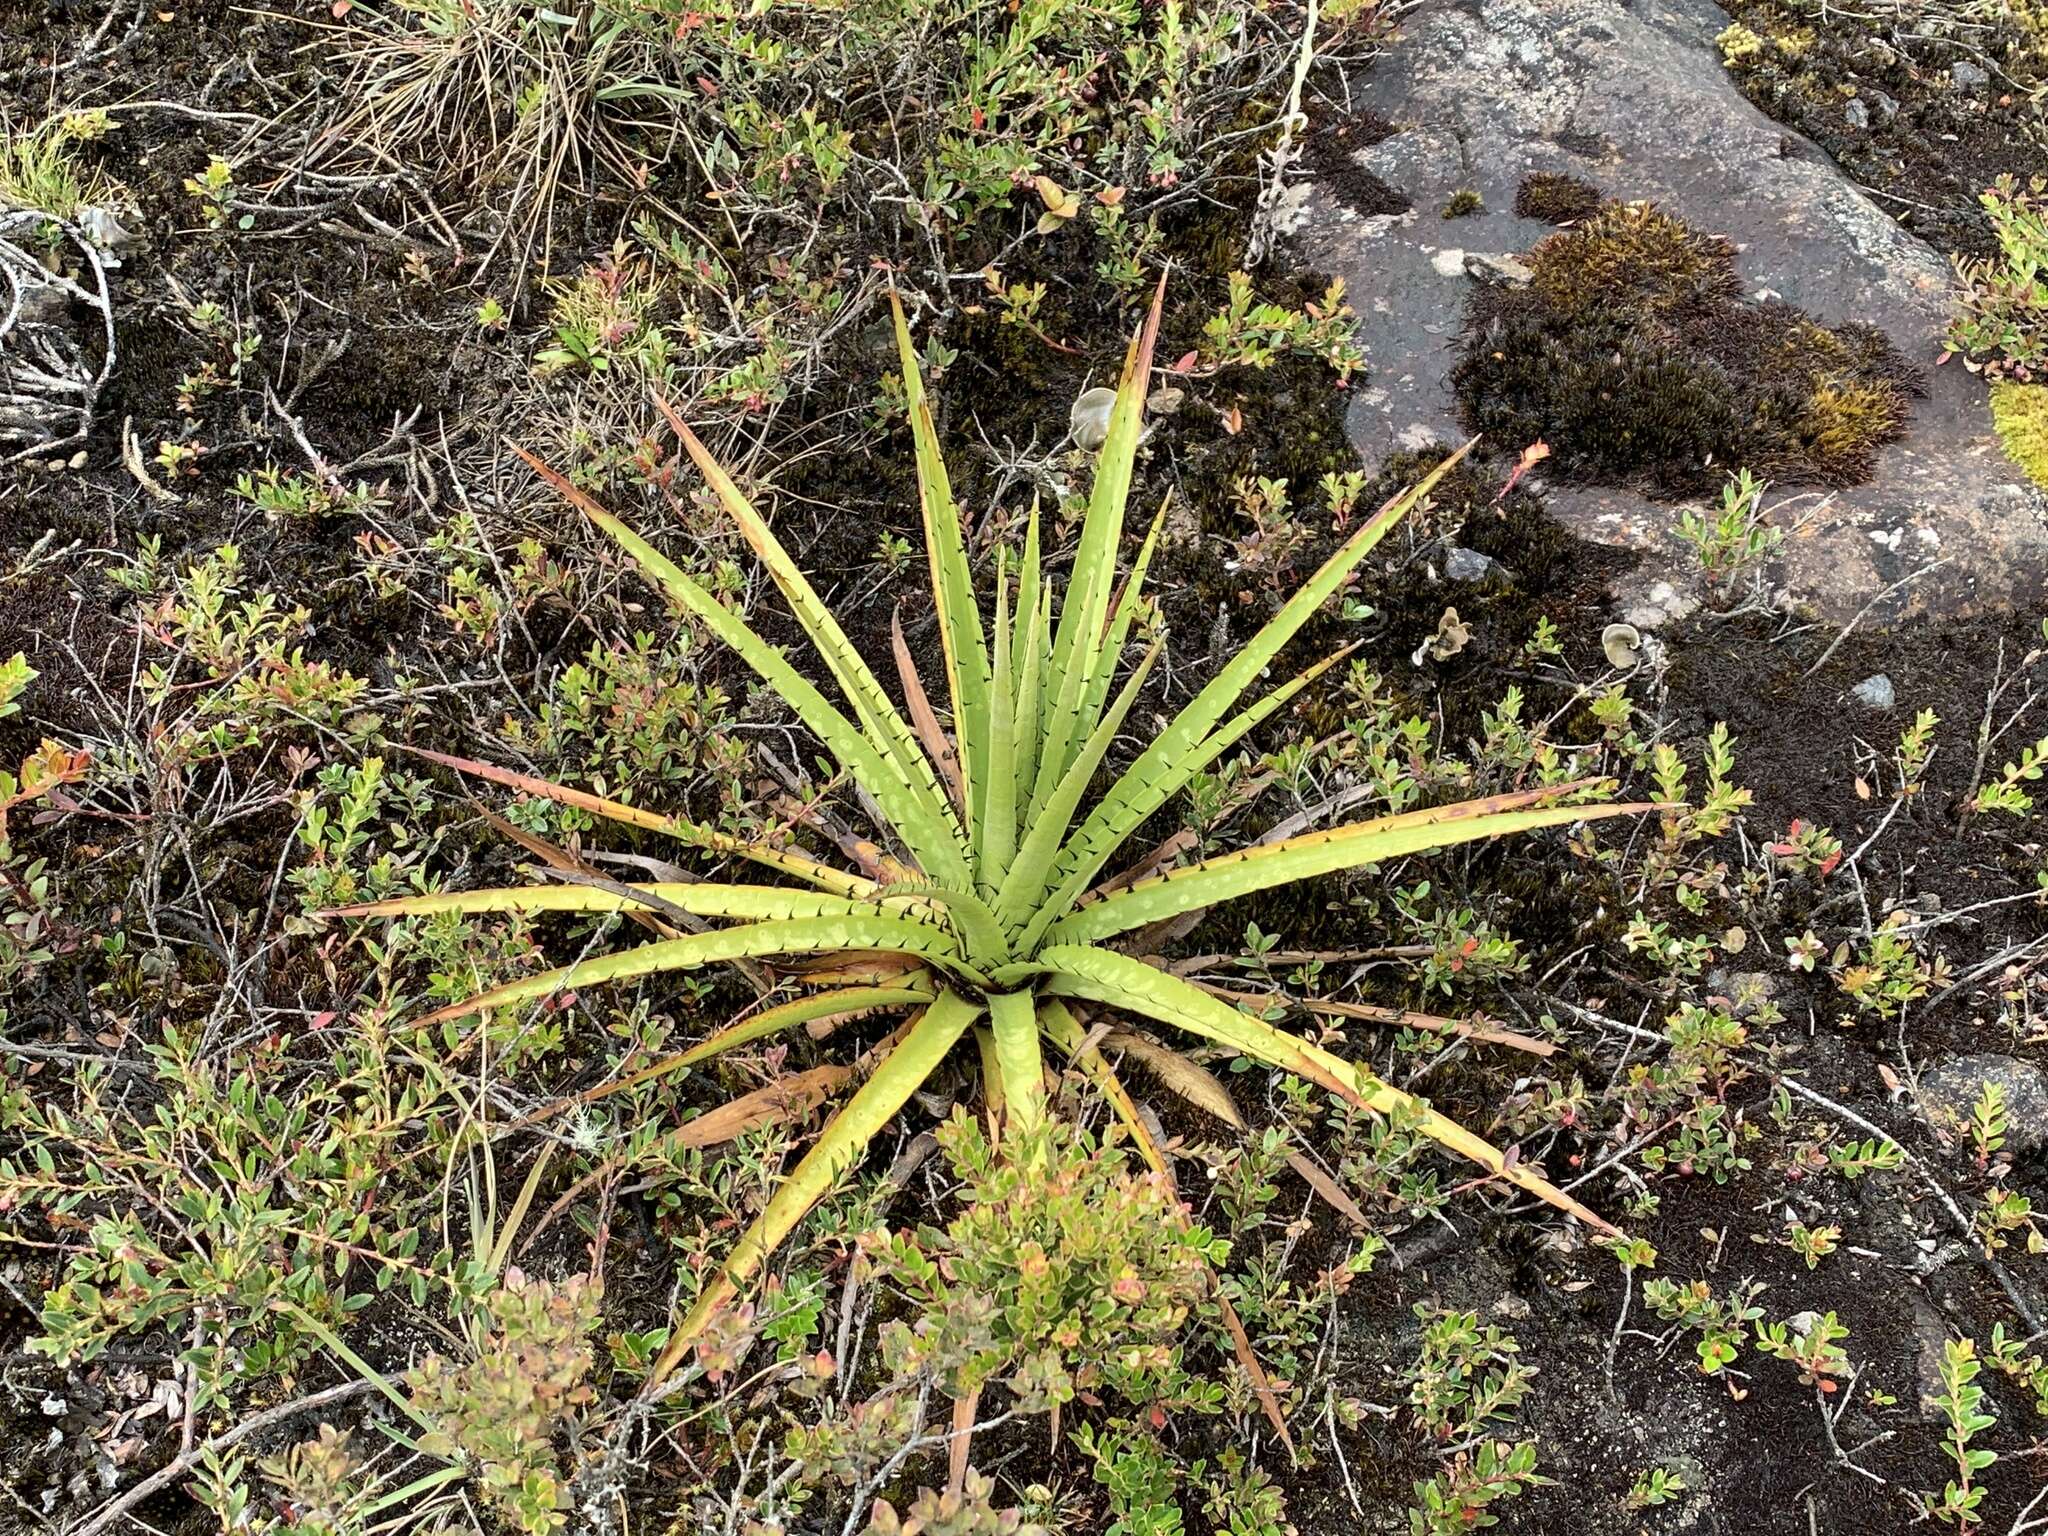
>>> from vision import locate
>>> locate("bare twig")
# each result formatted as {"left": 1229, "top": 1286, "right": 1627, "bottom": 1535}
{"left": 72, "top": 1380, "right": 378, "bottom": 1536}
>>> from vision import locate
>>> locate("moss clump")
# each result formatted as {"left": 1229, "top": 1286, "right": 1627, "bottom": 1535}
{"left": 1526, "top": 202, "right": 1741, "bottom": 320}
{"left": 1441, "top": 187, "right": 1484, "bottom": 218}
{"left": 1514, "top": 172, "right": 1604, "bottom": 224}
{"left": 1717, "top": 22, "right": 1766, "bottom": 63}
{"left": 1452, "top": 199, "right": 1920, "bottom": 494}
{"left": 1991, "top": 380, "right": 2048, "bottom": 489}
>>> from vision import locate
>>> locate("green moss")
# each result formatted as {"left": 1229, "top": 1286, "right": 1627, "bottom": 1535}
{"left": 1991, "top": 380, "right": 2048, "bottom": 489}
{"left": 1526, "top": 202, "right": 1740, "bottom": 320}
{"left": 1514, "top": 172, "right": 1604, "bottom": 225}
{"left": 1452, "top": 200, "right": 1919, "bottom": 493}
{"left": 1441, "top": 187, "right": 1484, "bottom": 218}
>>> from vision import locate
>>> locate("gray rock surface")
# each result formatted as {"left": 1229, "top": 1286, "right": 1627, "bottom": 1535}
{"left": 1919, "top": 1054, "right": 2048, "bottom": 1155}
{"left": 1289, "top": 0, "right": 2048, "bottom": 625}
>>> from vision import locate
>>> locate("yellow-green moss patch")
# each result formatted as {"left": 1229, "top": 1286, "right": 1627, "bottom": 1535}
{"left": 1991, "top": 380, "right": 2048, "bottom": 489}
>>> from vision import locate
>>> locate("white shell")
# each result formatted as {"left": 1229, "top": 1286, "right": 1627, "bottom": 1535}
{"left": 1601, "top": 622, "right": 1643, "bottom": 670}
{"left": 1069, "top": 386, "right": 1118, "bottom": 451}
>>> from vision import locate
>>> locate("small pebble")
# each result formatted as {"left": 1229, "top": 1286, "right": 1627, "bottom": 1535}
{"left": 1951, "top": 60, "right": 1988, "bottom": 89}
{"left": 1851, "top": 673, "right": 1895, "bottom": 710}
{"left": 1444, "top": 546, "right": 1501, "bottom": 582}
{"left": 1844, "top": 97, "right": 1869, "bottom": 130}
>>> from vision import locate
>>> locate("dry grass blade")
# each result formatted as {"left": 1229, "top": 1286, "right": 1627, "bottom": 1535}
{"left": 471, "top": 804, "right": 677, "bottom": 940}
{"left": 1103, "top": 1029, "right": 1371, "bottom": 1233}
{"left": 947, "top": 1388, "right": 979, "bottom": 1499}
{"left": 1300, "top": 997, "right": 1556, "bottom": 1057}
{"left": 675, "top": 1064, "right": 854, "bottom": 1148}
{"left": 892, "top": 607, "right": 966, "bottom": 818}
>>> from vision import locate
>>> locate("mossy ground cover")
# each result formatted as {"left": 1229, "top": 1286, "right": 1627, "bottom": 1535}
{"left": 1714, "top": 0, "right": 2048, "bottom": 261}
{"left": 1991, "top": 378, "right": 2048, "bottom": 485}
{"left": 1452, "top": 201, "right": 1922, "bottom": 495}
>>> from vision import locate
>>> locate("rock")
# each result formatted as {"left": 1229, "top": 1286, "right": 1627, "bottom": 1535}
{"left": 1621, "top": 579, "right": 1698, "bottom": 630}
{"left": 1911, "top": 1300, "right": 1952, "bottom": 1421}
{"left": 75, "top": 206, "right": 135, "bottom": 260}
{"left": 1444, "top": 545, "right": 1505, "bottom": 582}
{"left": 1852, "top": 673, "right": 1896, "bottom": 709}
{"left": 1708, "top": 968, "right": 1783, "bottom": 1015}
{"left": 1951, "top": 60, "right": 1989, "bottom": 90}
{"left": 1871, "top": 89, "right": 1900, "bottom": 119}
{"left": 1845, "top": 96, "right": 1870, "bottom": 130}
{"left": 1295, "top": 0, "right": 2048, "bottom": 627}
{"left": 1919, "top": 1055, "right": 2048, "bottom": 1154}
{"left": 1462, "top": 250, "right": 1534, "bottom": 286}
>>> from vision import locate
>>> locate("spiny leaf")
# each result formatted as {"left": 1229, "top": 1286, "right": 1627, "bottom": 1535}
{"left": 986, "top": 989, "right": 1046, "bottom": 1133}
{"left": 1051, "top": 791, "right": 1647, "bottom": 946}
{"left": 891, "top": 607, "right": 965, "bottom": 819}
{"left": 643, "top": 406, "right": 969, "bottom": 881}
{"left": 403, "top": 743, "right": 870, "bottom": 899}
{"left": 512, "top": 446, "right": 967, "bottom": 886}
{"left": 506, "top": 984, "right": 938, "bottom": 1134}
{"left": 408, "top": 915, "right": 976, "bottom": 1029}
{"left": 651, "top": 988, "right": 981, "bottom": 1384}
{"left": 1039, "top": 946, "right": 1617, "bottom": 1234}
{"left": 1041, "top": 442, "right": 1475, "bottom": 914}
{"left": 890, "top": 294, "right": 994, "bottom": 846}
{"left": 324, "top": 882, "right": 926, "bottom": 925}
{"left": 996, "top": 639, "right": 1161, "bottom": 927}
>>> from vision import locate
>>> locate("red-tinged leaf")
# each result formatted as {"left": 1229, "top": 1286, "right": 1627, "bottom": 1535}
{"left": 1223, "top": 404, "right": 1243, "bottom": 435}
{"left": 1171, "top": 349, "right": 1198, "bottom": 374}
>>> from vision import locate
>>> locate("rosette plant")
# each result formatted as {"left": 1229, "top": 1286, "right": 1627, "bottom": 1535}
{"left": 332, "top": 283, "right": 1635, "bottom": 1385}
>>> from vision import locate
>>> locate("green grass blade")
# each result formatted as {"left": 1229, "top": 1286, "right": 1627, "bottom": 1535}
{"left": 325, "top": 883, "right": 927, "bottom": 924}
{"left": 515, "top": 446, "right": 969, "bottom": 887}
{"left": 892, "top": 295, "right": 995, "bottom": 838}
{"left": 1051, "top": 792, "right": 1648, "bottom": 946}
{"left": 995, "top": 638, "right": 1161, "bottom": 927}
{"left": 651, "top": 987, "right": 981, "bottom": 1384}
{"left": 404, "top": 745, "right": 875, "bottom": 899}
{"left": 409, "top": 914, "right": 978, "bottom": 1029}
{"left": 641, "top": 410, "right": 971, "bottom": 881}
{"left": 1036, "top": 946, "right": 1617, "bottom": 1234}
{"left": 986, "top": 988, "right": 1046, "bottom": 1134}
